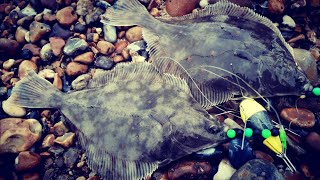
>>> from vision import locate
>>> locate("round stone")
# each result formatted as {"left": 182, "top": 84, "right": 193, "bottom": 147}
{"left": 2, "top": 100, "right": 27, "bottom": 117}
{"left": 66, "top": 62, "right": 88, "bottom": 76}
{"left": 21, "top": 49, "right": 33, "bottom": 59}
{"left": 280, "top": 108, "right": 315, "bottom": 128}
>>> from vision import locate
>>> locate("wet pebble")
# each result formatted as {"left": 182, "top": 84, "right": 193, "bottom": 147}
{"left": 113, "top": 55, "right": 125, "bottom": 63}
{"left": 305, "top": 132, "right": 320, "bottom": 151}
{"left": 85, "top": 8, "right": 104, "bottom": 25}
{"left": 63, "top": 148, "right": 79, "bottom": 168}
{"left": 42, "top": 134, "right": 56, "bottom": 148}
{"left": 21, "top": 49, "right": 33, "bottom": 59}
{"left": 0, "top": 38, "right": 20, "bottom": 58}
{"left": 66, "top": 61, "right": 88, "bottom": 76}
{"left": 15, "top": 26, "right": 28, "bottom": 43}
{"left": 54, "top": 132, "right": 75, "bottom": 148}
{"left": 18, "top": 60, "right": 38, "bottom": 79}
{"left": 2, "top": 100, "right": 27, "bottom": 117}
{"left": 63, "top": 38, "right": 88, "bottom": 56}
{"left": 0, "top": 118, "right": 42, "bottom": 153}
{"left": 280, "top": 108, "right": 315, "bottom": 128}
{"left": 56, "top": 7, "right": 77, "bottom": 26}
{"left": 213, "top": 159, "right": 236, "bottom": 180}
{"left": 49, "top": 37, "right": 65, "bottom": 56}
{"left": 40, "top": 43, "right": 55, "bottom": 62}
{"left": 3, "top": 59, "right": 15, "bottom": 70}
{"left": 50, "top": 23, "right": 72, "bottom": 40}
{"left": 38, "top": 69, "right": 55, "bottom": 79}
{"left": 268, "top": 0, "right": 285, "bottom": 14}
{"left": 52, "top": 121, "right": 69, "bottom": 136}
{"left": 97, "top": 40, "right": 114, "bottom": 55}
{"left": 230, "top": 159, "right": 284, "bottom": 180}
{"left": 74, "top": 23, "right": 86, "bottom": 33}
{"left": 103, "top": 24, "right": 117, "bottom": 43}
{"left": 29, "top": 21, "right": 51, "bottom": 43}
{"left": 76, "top": 0, "right": 94, "bottom": 16}
{"left": 15, "top": 151, "right": 41, "bottom": 171}
{"left": 126, "top": 26, "right": 143, "bottom": 43}
{"left": 21, "top": 4, "right": 37, "bottom": 17}
{"left": 166, "top": 0, "right": 200, "bottom": 17}
{"left": 94, "top": 56, "right": 115, "bottom": 70}
{"left": 22, "top": 44, "right": 41, "bottom": 56}
{"left": 74, "top": 52, "right": 94, "bottom": 64}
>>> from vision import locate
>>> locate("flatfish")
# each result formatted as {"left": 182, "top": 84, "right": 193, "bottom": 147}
{"left": 7, "top": 62, "right": 227, "bottom": 180}
{"left": 102, "top": 0, "right": 312, "bottom": 109}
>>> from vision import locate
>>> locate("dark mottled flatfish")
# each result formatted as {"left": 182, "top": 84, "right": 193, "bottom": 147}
{"left": 7, "top": 62, "right": 227, "bottom": 180}
{"left": 101, "top": 0, "right": 312, "bottom": 109}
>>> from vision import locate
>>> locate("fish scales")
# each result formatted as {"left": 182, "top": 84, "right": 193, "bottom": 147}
{"left": 102, "top": 0, "right": 312, "bottom": 109}
{"left": 7, "top": 62, "right": 227, "bottom": 180}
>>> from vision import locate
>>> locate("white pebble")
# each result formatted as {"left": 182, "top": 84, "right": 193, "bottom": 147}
{"left": 282, "top": 15, "right": 296, "bottom": 28}
{"left": 103, "top": 24, "right": 117, "bottom": 43}
{"left": 38, "top": 69, "right": 55, "bottom": 79}
{"left": 213, "top": 159, "right": 236, "bottom": 180}
{"left": 25, "top": 31, "right": 30, "bottom": 42}
{"left": 199, "top": 0, "right": 209, "bottom": 8}
{"left": 2, "top": 100, "right": 26, "bottom": 117}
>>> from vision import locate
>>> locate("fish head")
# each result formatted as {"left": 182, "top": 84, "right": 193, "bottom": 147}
{"left": 258, "top": 57, "right": 313, "bottom": 97}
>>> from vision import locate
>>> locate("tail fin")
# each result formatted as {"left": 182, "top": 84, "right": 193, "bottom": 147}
{"left": 6, "top": 71, "right": 63, "bottom": 108}
{"left": 101, "top": 0, "right": 155, "bottom": 27}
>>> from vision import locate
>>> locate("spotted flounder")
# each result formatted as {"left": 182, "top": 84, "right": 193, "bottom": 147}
{"left": 102, "top": 0, "right": 312, "bottom": 109}
{"left": 7, "top": 62, "right": 227, "bottom": 180}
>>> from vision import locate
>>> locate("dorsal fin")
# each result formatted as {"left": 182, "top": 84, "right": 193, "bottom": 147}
{"left": 158, "top": 0, "right": 294, "bottom": 57}
{"left": 77, "top": 131, "right": 158, "bottom": 180}
{"left": 87, "top": 61, "right": 191, "bottom": 95}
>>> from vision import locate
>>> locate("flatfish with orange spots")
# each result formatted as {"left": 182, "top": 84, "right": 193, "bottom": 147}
{"left": 102, "top": 0, "right": 312, "bottom": 109}
{"left": 7, "top": 62, "right": 227, "bottom": 180}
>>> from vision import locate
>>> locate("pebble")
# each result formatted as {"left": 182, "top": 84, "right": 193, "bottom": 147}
{"left": 293, "top": 48, "right": 318, "bottom": 85}
{"left": 97, "top": 40, "right": 114, "bottom": 55}
{"left": 86, "top": 33, "right": 99, "bottom": 43}
{"left": 268, "top": 0, "right": 285, "bottom": 14}
{"left": 66, "top": 61, "right": 88, "bottom": 76}
{"left": 3, "top": 59, "right": 15, "bottom": 70}
{"left": 53, "top": 73, "right": 63, "bottom": 90}
{"left": 43, "top": 12, "right": 56, "bottom": 22}
{"left": 71, "top": 74, "right": 91, "bottom": 90}
{"left": 22, "top": 44, "right": 41, "bottom": 56}
{"left": 213, "top": 159, "right": 236, "bottom": 180}
{"left": 49, "top": 37, "right": 65, "bottom": 56}
{"left": 63, "top": 38, "right": 88, "bottom": 56}
{"left": 113, "top": 55, "right": 125, "bottom": 63}
{"left": 280, "top": 108, "right": 315, "bottom": 128}
{"left": 40, "top": 43, "right": 55, "bottom": 62}
{"left": 76, "top": 0, "right": 94, "bottom": 16}
{"left": 115, "top": 41, "right": 128, "bottom": 54}
{"left": 230, "top": 159, "right": 284, "bottom": 180}
{"left": 20, "top": 4, "right": 37, "bottom": 16}
{"left": 50, "top": 23, "right": 72, "bottom": 40}
{"left": 29, "top": 0, "right": 44, "bottom": 12}
{"left": 150, "top": 8, "right": 160, "bottom": 17}
{"left": 1, "top": 71, "right": 14, "bottom": 83}
{"left": 56, "top": 7, "right": 77, "bottom": 26}
{"left": 22, "top": 172, "right": 41, "bottom": 180}
{"left": 38, "top": 69, "right": 55, "bottom": 79}
{"left": 15, "top": 151, "right": 41, "bottom": 171}
{"left": 42, "top": 134, "right": 56, "bottom": 148}
{"left": 52, "top": 121, "right": 69, "bottom": 136}
{"left": 74, "top": 52, "right": 94, "bottom": 64}
{"left": 282, "top": 15, "right": 296, "bottom": 29}
{"left": 0, "top": 118, "right": 42, "bottom": 153}
{"left": 305, "top": 132, "right": 320, "bottom": 151}
{"left": 15, "top": 26, "right": 28, "bottom": 43}
{"left": 2, "top": 100, "right": 27, "bottom": 117}
{"left": 199, "top": 0, "right": 209, "bottom": 8}
{"left": 41, "top": 0, "right": 57, "bottom": 10}
{"left": 17, "top": 15, "right": 34, "bottom": 27}
{"left": 29, "top": 21, "right": 51, "bottom": 43}
{"left": 74, "top": 23, "right": 87, "bottom": 33}
{"left": 76, "top": 176, "right": 86, "bottom": 180}
{"left": 254, "top": 151, "right": 274, "bottom": 163}
{"left": 166, "top": 0, "right": 199, "bottom": 17}
{"left": 85, "top": 8, "right": 104, "bottom": 25}
{"left": 18, "top": 60, "right": 38, "bottom": 79}
{"left": 63, "top": 148, "right": 79, "bottom": 168}
{"left": 125, "top": 26, "right": 143, "bottom": 43}
{"left": 164, "top": 160, "right": 213, "bottom": 179}
{"left": 54, "top": 132, "right": 75, "bottom": 148}
{"left": 103, "top": 24, "right": 117, "bottom": 43}
{"left": 0, "top": 38, "right": 20, "bottom": 58}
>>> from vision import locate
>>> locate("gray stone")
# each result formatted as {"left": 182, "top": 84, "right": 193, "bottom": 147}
{"left": 230, "top": 159, "right": 284, "bottom": 180}
{"left": 40, "top": 43, "right": 55, "bottom": 61}
{"left": 63, "top": 148, "right": 79, "bottom": 168}
{"left": 94, "top": 56, "right": 115, "bottom": 70}
{"left": 21, "top": 4, "right": 37, "bottom": 17}
{"left": 85, "top": 8, "right": 104, "bottom": 25}
{"left": 50, "top": 23, "right": 72, "bottom": 40}
{"left": 103, "top": 24, "right": 117, "bottom": 43}
{"left": 63, "top": 38, "right": 88, "bottom": 56}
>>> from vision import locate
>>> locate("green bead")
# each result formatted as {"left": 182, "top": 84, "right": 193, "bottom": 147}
{"left": 245, "top": 128, "right": 253, "bottom": 137}
{"left": 262, "top": 129, "right": 271, "bottom": 139}
{"left": 312, "top": 87, "right": 320, "bottom": 96}
{"left": 227, "top": 129, "right": 236, "bottom": 138}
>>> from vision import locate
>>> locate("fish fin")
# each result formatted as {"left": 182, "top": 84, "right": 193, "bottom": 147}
{"left": 158, "top": 0, "right": 294, "bottom": 57}
{"left": 101, "top": 0, "right": 155, "bottom": 27}
{"left": 6, "top": 71, "right": 62, "bottom": 108}
{"left": 153, "top": 57, "right": 234, "bottom": 109}
{"left": 77, "top": 131, "right": 158, "bottom": 180}
{"left": 87, "top": 61, "right": 192, "bottom": 95}
{"left": 143, "top": 28, "right": 167, "bottom": 61}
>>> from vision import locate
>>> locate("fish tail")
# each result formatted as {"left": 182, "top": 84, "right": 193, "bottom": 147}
{"left": 101, "top": 0, "right": 155, "bottom": 27}
{"left": 6, "top": 71, "right": 63, "bottom": 108}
